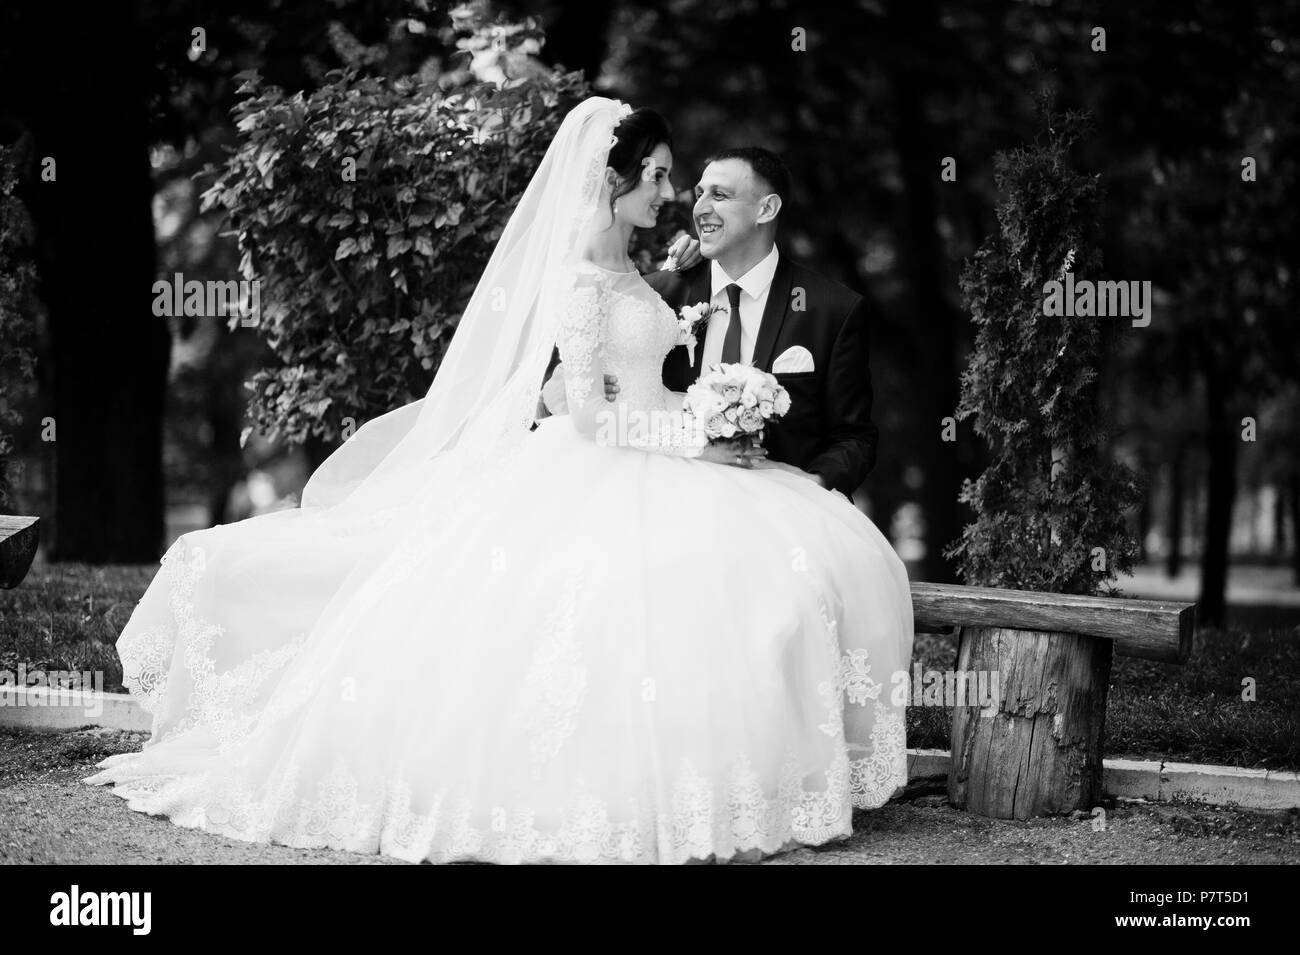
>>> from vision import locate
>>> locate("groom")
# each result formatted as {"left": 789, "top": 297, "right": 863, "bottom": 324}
{"left": 545, "top": 146, "right": 878, "bottom": 499}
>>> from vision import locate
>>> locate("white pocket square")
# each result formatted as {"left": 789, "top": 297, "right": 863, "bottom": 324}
{"left": 772, "top": 345, "right": 815, "bottom": 374}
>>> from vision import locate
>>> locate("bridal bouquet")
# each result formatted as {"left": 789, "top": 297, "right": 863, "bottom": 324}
{"left": 683, "top": 363, "right": 791, "bottom": 444}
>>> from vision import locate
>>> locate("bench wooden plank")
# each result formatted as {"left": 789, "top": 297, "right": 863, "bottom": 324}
{"left": 910, "top": 581, "right": 1194, "bottom": 663}
{"left": 0, "top": 515, "right": 40, "bottom": 589}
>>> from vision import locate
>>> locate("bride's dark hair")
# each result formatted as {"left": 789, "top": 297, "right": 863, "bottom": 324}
{"left": 606, "top": 107, "right": 673, "bottom": 213}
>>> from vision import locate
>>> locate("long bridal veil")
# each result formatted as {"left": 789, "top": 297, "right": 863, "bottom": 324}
{"left": 301, "top": 96, "right": 632, "bottom": 515}
{"left": 112, "top": 97, "right": 632, "bottom": 751}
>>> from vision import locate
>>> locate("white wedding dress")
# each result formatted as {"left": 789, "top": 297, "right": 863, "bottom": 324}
{"left": 84, "top": 98, "right": 915, "bottom": 865}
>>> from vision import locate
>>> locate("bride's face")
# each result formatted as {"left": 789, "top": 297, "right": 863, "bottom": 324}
{"left": 612, "top": 143, "right": 675, "bottom": 230}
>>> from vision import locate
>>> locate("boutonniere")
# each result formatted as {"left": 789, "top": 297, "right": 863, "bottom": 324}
{"left": 676, "top": 301, "right": 726, "bottom": 366}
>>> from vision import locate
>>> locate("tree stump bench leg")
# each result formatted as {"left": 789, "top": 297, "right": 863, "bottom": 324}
{"left": 947, "top": 625, "right": 1113, "bottom": 819}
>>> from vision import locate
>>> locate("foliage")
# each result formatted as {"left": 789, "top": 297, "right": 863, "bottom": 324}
{"left": 201, "top": 18, "right": 588, "bottom": 447}
{"left": 0, "top": 142, "right": 37, "bottom": 509}
{"left": 946, "top": 99, "right": 1142, "bottom": 595}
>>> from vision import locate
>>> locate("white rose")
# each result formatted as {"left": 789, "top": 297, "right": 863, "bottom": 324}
{"left": 773, "top": 390, "right": 792, "bottom": 416}
{"left": 687, "top": 388, "right": 722, "bottom": 420}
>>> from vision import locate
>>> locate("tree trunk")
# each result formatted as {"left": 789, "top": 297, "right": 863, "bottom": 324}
{"left": 1272, "top": 477, "right": 1286, "bottom": 559}
{"left": 948, "top": 625, "right": 1112, "bottom": 819}
{"left": 1165, "top": 445, "right": 1185, "bottom": 577}
{"left": 24, "top": 4, "right": 168, "bottom": 562}
{"left": 887, "top": 0, "right": 964, "bottom": 583}
{"left": 1198, "top": 372, "right": 1237, "bottom": 627}
{"left": 1136, "top": 453, "right": 1151, "bottom": 563}
{"left": 1290, "top": 472, "right": 1300, "bottom": 586}
{"left": 204, "top": 327, "right": 249, "bottom": 529}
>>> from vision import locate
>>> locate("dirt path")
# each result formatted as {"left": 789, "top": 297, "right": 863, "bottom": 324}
{"left": 3, "top": 727, "right": 1297, "bottom": 865}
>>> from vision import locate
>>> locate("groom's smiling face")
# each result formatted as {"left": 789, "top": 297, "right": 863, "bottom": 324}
{"left": 692, "top": 158, "right": 766, "bottom": 260}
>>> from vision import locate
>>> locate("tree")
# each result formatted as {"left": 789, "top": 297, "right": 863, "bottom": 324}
{"left": 0, "top": 4, "right": 171, "bottom": 561}
{"left": 947, "top": 101, "right": 1142, "bottom": 595}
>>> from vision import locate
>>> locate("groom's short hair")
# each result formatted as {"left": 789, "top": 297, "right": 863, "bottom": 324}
{"left": 706, "top": 147, "right": 791, "bottom": 207}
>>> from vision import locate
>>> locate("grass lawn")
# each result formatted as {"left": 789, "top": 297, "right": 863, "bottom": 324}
{"left": 0, "top": 563, "right": 159, "bottom": 694}
{"left": 3, "top": 562, "right": 1298, "bottom": 771}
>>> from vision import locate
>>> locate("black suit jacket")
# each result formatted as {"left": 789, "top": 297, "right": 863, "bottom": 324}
{"left": 646, "top": 256, "right": 879, "bottom": 497}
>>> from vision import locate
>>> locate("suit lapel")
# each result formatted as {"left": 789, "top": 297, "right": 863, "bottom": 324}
{"left": 750, "top": 256, "right": 793, "bottom": 372}
{"left": 687, "top": 264, "right": 713, "bottom": 380}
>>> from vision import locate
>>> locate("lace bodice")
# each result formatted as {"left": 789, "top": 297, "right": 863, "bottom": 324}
{"left": 555, "top": 262, "right": 703, "bottom": 456}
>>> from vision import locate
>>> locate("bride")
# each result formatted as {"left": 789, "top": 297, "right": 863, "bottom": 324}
{"left": 85, "top": 97, "right": 914, "bottom": 865}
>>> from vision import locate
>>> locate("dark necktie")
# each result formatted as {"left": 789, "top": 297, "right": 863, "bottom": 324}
{"left": 721, "top": 283, "right": 743, "bottom": 364}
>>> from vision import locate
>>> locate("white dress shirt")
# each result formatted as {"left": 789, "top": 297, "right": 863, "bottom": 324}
{"left": 701, "top": 244, "right": 779, "bottom": 368}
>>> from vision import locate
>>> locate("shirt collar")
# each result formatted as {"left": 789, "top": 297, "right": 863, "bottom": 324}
{"left": 711, "top": 244, "right": 780, "bottom": 301}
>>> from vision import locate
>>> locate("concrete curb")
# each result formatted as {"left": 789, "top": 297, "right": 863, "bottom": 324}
{"left": 1106, "top": 757, "right": 1300, "bottom": 811}
{"left": 904, "top": 749, "right": 1300, "bottom": 812}
{"left": 906, "top": 748, "right": 952, "bottom": 780}
{"left": 3, "top": 689, "right": 1296, "bottom": 811}
{"left": 0, "top": 686, "right": 152, "bottom": 733}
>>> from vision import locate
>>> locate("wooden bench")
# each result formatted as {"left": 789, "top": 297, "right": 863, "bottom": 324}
{"left": 909, "top": 581, "right": 1196, "bottom": 820}
{"left": 0, "top": 515, "right": 40, "bottom": 588}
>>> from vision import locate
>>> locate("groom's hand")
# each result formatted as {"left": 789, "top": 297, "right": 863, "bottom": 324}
{"left": 663, "top": 232, "right": 703, "bottom": 272}
{"left": 698, "top": 438, "right": 768, "bottom": 468}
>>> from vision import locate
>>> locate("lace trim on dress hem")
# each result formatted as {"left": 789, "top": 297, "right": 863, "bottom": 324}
{"left": 89, "top": 705, "right": 904, "bottom": 865}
